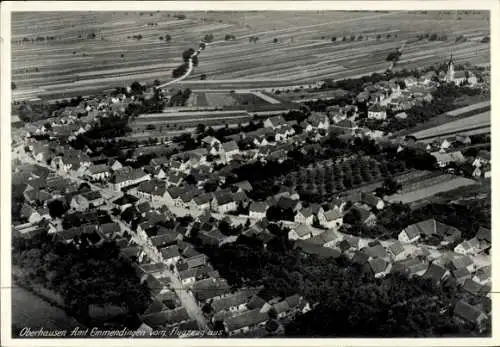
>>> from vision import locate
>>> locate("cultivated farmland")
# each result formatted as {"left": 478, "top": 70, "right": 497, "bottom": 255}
{"left": 411, "top": 111, "right": 490, "bottom": 141}
{"left": 12, "top": 11, "right": 489, "bottom": 101}
{"left": 387, "top": 174, "right": 477, "bottom": 204}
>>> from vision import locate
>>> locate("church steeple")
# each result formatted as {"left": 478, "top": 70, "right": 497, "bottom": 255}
{"left": 446, "top": 54, "right": 455, "bottom": 82}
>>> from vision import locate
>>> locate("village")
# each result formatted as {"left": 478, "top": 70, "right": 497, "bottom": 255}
{"left": 10, "top": 47, "right": 492, "bottom": 338}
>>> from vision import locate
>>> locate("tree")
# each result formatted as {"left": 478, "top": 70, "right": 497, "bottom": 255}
{"left": 343, "top": 208, "right": 362, "bottom": 225}
{"left": 165, "top": 34, "right": 172, "bottom": 42}
{"left": 196, "top": 123, "right": 206, "bottom": 134}
{"left": 130, "top": 81, "right": 143, "bottom": 95}
{"left": 331, "top": 36, "right": 337, "bottom": 42}
{"left": 200, "top": 73, "right": 207, "bottom": 80}
{"left": 357, "top": 35, "right": 363, "bottom": 41}
{"left": 11, "top": 82, "right": 17, "bottom": 90}
{"left": 47, "top": 199, "right": 68, "bottom": 218}
{"left": 376, "top": 34, "right": 381, "bottom": 40}
{"left": 273, "top": 38, "right": 278, "bottom": 43}
{"left": 204, "top": 33, "right": 214, "bottom": 43}
{"left": 381, "top": 177, "right": 402, "bottom": 196}
{"left": 481, "top": 36, "right": 490, "bottom": 43}
{"left": 185, "top": 175, "right": 196, "bottom": 185}
{"left": 182, "top": 48, "right": 195, "bottom": 62}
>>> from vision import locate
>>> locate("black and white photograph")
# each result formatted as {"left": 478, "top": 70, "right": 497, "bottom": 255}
{"left": 1, "top": 1, "right": 497, "bottom": 345}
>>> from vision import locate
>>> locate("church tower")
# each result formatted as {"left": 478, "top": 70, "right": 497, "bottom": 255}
{"left": 446, "top": 54, "right": 455, "bottom": 82}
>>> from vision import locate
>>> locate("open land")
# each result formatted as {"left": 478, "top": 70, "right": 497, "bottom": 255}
{"left": 411, "top": 111, "right": 490, "bottom": 141}
{"left": 12, "top": 11, "right": 489, "bottom": 101}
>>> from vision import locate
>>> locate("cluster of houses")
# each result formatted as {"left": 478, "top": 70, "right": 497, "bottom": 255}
{"left": 13, "top": 66, "right": 491, "bottom": 335}
{"left": 395, "top": 135, "right": 492, "bottom": 179}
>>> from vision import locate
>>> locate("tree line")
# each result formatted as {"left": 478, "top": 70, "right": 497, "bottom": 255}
{"left": 12, "top": 230, "right": 151, "bottom": 328}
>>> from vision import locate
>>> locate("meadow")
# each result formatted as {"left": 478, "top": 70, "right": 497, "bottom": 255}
{"left": 12, "top": 11, "right": 490, "bottom": 101}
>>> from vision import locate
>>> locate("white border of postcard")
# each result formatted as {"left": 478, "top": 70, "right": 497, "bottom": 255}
{"left": 1, "top": 1, "right": 498, "bottom": 346}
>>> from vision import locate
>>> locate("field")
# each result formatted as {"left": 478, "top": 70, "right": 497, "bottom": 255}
{"left": 446, "top": 100, "right": 490, "bottom": 117}
{"left": 12, "top": 11, "right": 490, "bottom": 101}
{"left": 411, "top": 111, "right": 490, "bottom": 141}
{"left": 387, "top": 174, "right": 477, "bottom": 203}
{"left": 129, "top": 109, "right": 254, "bottom": 132}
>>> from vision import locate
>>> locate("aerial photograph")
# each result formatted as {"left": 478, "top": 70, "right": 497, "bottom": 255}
{"left": 9, "top": 9, "right": 491, "bottom": 339}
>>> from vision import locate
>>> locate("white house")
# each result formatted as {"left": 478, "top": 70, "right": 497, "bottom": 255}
{"left": 288, "top": 224, "right": 322, "bottom": 241}
{"left": 249, "top": 202, "right": 269, "bottom": 220}
{"left": 318, "top": 209, "right": 343, "bottom": 229}
{"left": 160, "top": 245, "right": 181, "bottom": 266}
{"left": 221, "top": 141, "right": 240, "bottom": 162}
{"left": 111, "top": 169, "right": 151, "bottom": 191}
{"left": 367, "top": 105, "right": 387, "bottom": 120}
{"left": 211, "top": 193, "right": 237, "bottom": 214}
{"left": 294, "top": 208, "right": 314, "bottom": 225}
{"left": 264, "top": 116, "right": 286, "bottom": 129}
{"left": 87, "top": 164, "right": 110, "bottom": 181}
{"left": 431, "top": 151, "right": 465, "bottom": 168}
{"left": 398, "top": 227, "right": 421, "bottom": 244}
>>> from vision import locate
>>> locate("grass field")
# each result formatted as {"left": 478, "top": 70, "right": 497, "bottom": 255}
{"left": 12, "top": 11, "right": 490, "bottom": 101}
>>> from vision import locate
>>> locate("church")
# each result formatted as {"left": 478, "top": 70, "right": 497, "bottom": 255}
{"left": 444, "top": 55, "right": 478, "bottom": 86}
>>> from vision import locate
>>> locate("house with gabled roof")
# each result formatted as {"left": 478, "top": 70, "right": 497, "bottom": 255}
{"left": 448, "top": 255, "right": 475, "bottom": 273}
{"left": 98, "top": 222, "right": 122, "bottom": 239}
{"left": 362, "top": 243, "right": 389, "bottom": 260}
{"left": 86, "top": 164, "right": 110, "bottom": 181}
{"left": 192, "top": 277, "right": 231, "bottom": 304}
{"left": 369, "top": 258, "right": 391, "bottom": 278}
{"left": 452, "top": 268, "right": 470, "bottom": 286}
{"left": 20, "top": 204, "right": 43, "bottom": 224}
{"left": 288, "top": 224, "right": 322, "bottom": 241}
{"left": 431, "top": 151, "right": 465, "bottom": 168}
{"left": 70, "top": 190, "right": 104, "bottom": 211}
{"left": 141, "top": 307, "right": 190, "bottom": 329}
{"left": 111, "top": 169, "right": 151, "bottom": 191}
{"left": 179, "top": 268, "right": 198, "bottom": 287}
{"left": 391, "top": 258, "right": 428, "bottom": 278}
{"left": 132, "top": 179, "right": 169, "bottom": 206}
{"left": 472, "top": 266, "right": 491, "bottom": 286}
{"left": 223, "top": 308, "right": 269, "bottom": 336}
{"left": 455, "top": 237, "right": 489, "bottom": 256}
{"left": 367, "top": 104, "right": 387, "bottom": 120}
{"left": 221, "top": 141, "right": 240, "bottom": 163}
{"left": 263, "top": 115, "right": 286, "bottom": 129}
{"left": 211, "top": 192, "right": 237, "bottom": 213}
{"left": 318, "top": 209, "right": 343, "bottom": 229}
{"left": 423, "top": 263, "right": 450, "bottom": 285}
{"left": 476, "top": 226, "right": 491, "bottom": 244}
{"left": 245, "top": 201, "right": 268, "bottom": 221}
{"left": 386, "top": 240, "right": 406, "bottom": 261}
{"left": 361, "top": 192, "right": 385, "bottom": 210}
{"left": 189, "top": 193, "right": 213, "bottom": 211}
{"left": 294, "top": 207, "right": 314, "bottom": 225}
{"left": 160, "top": 245, "right": 181, "bottom": 265}
{"left": 453, "top": 300, "right": 488, "bottom": 332}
